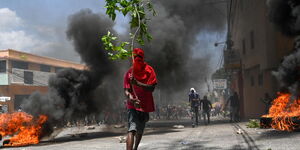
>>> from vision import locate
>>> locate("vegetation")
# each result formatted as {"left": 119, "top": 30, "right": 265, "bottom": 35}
{"left": 102, "top": 0, "right": 156, "bottom": 60}
{"left": 246, "top": 119, "right": 260, "bottom": 128}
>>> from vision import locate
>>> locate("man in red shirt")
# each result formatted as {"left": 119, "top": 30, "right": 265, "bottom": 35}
{"left": 124, "top": 48, "right": 157, "bottom": 150}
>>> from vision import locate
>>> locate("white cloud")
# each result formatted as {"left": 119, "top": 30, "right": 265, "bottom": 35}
{"left": 0, "top": 8, "right": 22, "bottom": 31}
{"left": 0, "top": 8, "right": 80, "bottom": 62}
{"left": 0, "top": 8, "right": 58, "bottom": 55}
{"left": 0, "top": 30, "right": 42, "bottom": 51}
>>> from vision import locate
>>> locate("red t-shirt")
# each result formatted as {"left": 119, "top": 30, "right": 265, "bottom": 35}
{"left": 123, "top": 68, "right": 156, "bottom": 112}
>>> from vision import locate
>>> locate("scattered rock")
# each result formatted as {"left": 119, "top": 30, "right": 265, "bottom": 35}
{"left": 236, "top": 128, "right": 244, "bottom": 134}
{"left": 114, "top": 124, "right": 125, "bottom": 128}
{"left": 86, "top": 126, "right": 95, "bottom": 130}
{"left": 173, "top": 125, "right": 185, "bottom": 129}
{"left": 116, "top": 136, "right": 127, "bottom": 143}
{"left": 180, "top": 141, "right": 189, "bottom": 145}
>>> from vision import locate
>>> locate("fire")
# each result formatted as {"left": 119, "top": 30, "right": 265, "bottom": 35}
{"left": 0, "top": 112, "right": 47, "bottom": 147}
{"left": 263, "top": 93, "right": 300, "bottom": 131}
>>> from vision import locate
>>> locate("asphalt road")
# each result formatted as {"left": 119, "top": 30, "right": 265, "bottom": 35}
{"left": 2, "top": 117, "right": 300, "bottom": 150}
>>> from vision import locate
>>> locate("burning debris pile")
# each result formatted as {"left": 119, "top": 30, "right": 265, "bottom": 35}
{"left": 261, "top": 93, "right": 300, "bottom": 131}
{"left": 261, "top": 0, "right": 300, "bottom": 131}
{"left": 0, "top": 112, "right": 47, "bottom": 146}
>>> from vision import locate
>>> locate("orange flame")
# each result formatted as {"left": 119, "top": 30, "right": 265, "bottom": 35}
{"left": 263, "top": 93, "right": 300, "bottom": 131}
{"left": 0, "top": 112, "right": 48, "bottom": 146}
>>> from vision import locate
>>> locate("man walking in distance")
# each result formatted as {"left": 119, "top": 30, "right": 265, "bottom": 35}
{"left": 124, "top": 48, "right": 157, "bottom": 150}
{"left": 200, "top": 96, "right": 212, "bottom": 125}
{"left": 189, "top": 88, "right": 200, "bottom": 126}
{"left": 225, "top": 92, "right": 240, "bottom": 122}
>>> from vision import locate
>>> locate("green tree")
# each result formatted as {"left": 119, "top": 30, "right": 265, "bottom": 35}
{"left": 102, "top": 0, "right": 156, "bottom": 60}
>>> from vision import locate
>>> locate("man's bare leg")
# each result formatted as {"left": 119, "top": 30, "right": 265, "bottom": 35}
{"left": 133, "top": 133, "right": 143, "bottom": 150}
{"left": 127, "top": 131, "right": 135, "bottom": 150}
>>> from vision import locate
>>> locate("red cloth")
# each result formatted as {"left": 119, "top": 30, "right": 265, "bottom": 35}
{"left": 132, "top": 48, "right": 157, "bottom": 85}
{"left": 123, "top": 48, "right": 157, "bottom": 112}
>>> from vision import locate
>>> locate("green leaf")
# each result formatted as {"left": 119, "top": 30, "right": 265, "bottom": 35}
{"left": 103, "top": 0, "right": 156, "bottom": 60}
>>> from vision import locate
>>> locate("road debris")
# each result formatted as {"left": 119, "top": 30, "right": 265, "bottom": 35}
{"left": 86, "top": 126, "right": 95, "bottom": 130}
{"left": 173, "top": 125, "right": 185, "bottom": 129}
{"left": 116, "top": 136, "right": 126, "bottom": 143}
{"left": 114, "top": 124, "right": 125, "bottom": 128}
{"left": 180, "top": 141, "right": 190, "bottom": 145}
{"left": 236, "top": 128, "right": 244, "bottom": 134}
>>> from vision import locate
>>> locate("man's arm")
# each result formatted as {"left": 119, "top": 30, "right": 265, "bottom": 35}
{"left": 124, "top": 88, "right": 140, "bottom": 107}
{"left": 131, "top": 78, "right": 156, "bottom": 92}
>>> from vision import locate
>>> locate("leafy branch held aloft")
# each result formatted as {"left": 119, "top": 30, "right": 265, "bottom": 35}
{"left": 102, "top": 0, "right": 156, "bottom": 60}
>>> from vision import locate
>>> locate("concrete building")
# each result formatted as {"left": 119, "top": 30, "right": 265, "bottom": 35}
{"left": 227, "top": 0, "right": 294, "bottom": 118}
{"left": 0, "top": 49, "right": 85, "bottom": 113}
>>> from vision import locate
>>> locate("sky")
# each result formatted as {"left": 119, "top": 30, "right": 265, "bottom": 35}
{"left": 0, "top": 0, "right": 226, "bottom": 72}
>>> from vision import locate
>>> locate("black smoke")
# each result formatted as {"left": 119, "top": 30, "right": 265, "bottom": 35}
{"left": 268, "top": 0, "right": 300, "bottom": 95}
{"left": 141, "top": 1, "right": 226, "bottom": 101}
{"left": 21, "top": 9, "right": 123, "bottom": 128}
{"left": 267, "top": 0, "right": 300, "bottom": 37}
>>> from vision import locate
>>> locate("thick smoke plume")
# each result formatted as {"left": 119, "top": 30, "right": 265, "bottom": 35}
{"left": 268, "top": 0, "right": 300, "bottom": 95}
{"left": 142, "top": 0, "right": 226, "bottom": 101}
{"left": 22, "top": 9, "right": 122, "bottom": 127}
{"left": 267, "top": 0, "right": 300, "bottom": 37}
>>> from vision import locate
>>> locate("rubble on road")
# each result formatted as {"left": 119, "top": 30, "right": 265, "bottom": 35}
{"left": 236, "top": 128, "right": 244, "bottom": 134}
{"left": 180, "top": 141, "right": 190, "bottom": 145}
{"left": 116, "top": 136, "right": 126, "bottom": 143}
{"left": 173, "top": 125, "right": 185, "bottom": 129}
{"left": 114, "top": 124, "right": 125, "bottom": 128}
{"left": 86, "top": 126, "right": 96, "bottom": 130}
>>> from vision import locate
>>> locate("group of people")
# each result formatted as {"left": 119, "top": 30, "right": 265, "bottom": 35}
{"left": 189, "top": 88, "right": 242, "bottom": 125}
{"left": 188, "top": 88, "right": 212, "bottom": 126}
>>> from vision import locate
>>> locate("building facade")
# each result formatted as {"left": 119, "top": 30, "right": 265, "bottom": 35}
{"left": 0, "top": 49, "right": 85, "bottom": 113}
{"left": 227, "top": 0, "right": 294, "bottom": 118}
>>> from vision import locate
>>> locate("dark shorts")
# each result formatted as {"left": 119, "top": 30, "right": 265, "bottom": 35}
{"left": 191, "top": 106, "right": 199, "bottom": 113}
{"left": 128, "top": 109, "right": 149, "bottom": 134}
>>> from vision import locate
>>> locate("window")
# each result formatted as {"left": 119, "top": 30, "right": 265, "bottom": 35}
{"left": 24, "top": 71, "right": 33, "bottom": 84}
{"left": 12, "top": 60, "right": 28, "bottom": 69}
{"left": 250, "top": 30, "right": 255, "bottom": 49}
{"left": 40, "top": 64, "right": 51, "bottom": 72}
{"left": 242, "top": 39, "right": 246, "bottom": 55}
{"left": 250, "top": 76, "right": 255, "bottom": 87}
{"left": 258, "top": 73, "right": 263, "bottom": 86}
{"left": 0, "top": 60, "right": 6, "bottom": 73}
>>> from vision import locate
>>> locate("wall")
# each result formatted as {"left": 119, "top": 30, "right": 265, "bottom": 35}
{"left": 230, "top": 0, "right": 294, "bottom": 118}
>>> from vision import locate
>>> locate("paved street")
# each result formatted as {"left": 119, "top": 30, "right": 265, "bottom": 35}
{"left": 2, "top": 117, "right": 300, "bottom": 150}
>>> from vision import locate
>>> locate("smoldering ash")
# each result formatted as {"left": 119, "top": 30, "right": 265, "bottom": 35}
{"left": 21, "top": 9, "right": 123, "bottom": 130}
{"left": 268, "top": 0, "right": 300, "bottom": 96}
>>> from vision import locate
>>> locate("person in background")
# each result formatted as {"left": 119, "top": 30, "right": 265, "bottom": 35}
{"left": 189, "top": 88, "right": 200, "bottom": 126}
{"left": 225, "top": 92, "right": 240, "bottom": 122}
{"left": 200, "top": 96, "right": 212, "bottom": 125}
